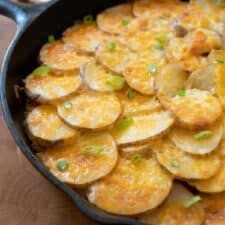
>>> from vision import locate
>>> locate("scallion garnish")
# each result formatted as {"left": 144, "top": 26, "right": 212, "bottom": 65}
{"left": 64, "top": 102, "right": 73, "bottom": 110}
{"left": 33, "top": 66, "right": 51, "bottom": 77}
{"left": 127, "top": 89, "right": 136, "bottom": 99}
{"left": 48, "top": 35, "right": 55, "bottom": 43}
{"left": 155, "top": 33, "right": 169, "bottom": 46}
{"left": 178, "top": 89, "right": 186, "bottom": 97}
{"left": 155, "top": 44, "right": 164, "bottom": 51}
{"left": 57, "top": 160, "right": 69, "bottom": 171}
{"left": 194, "top": 130, "right": 212, "bottom": 140}
{"left": 215, "top": 58, "right": 225, "bottom": 64}
{"left": 117, "top": 117, "right": 134, "bottom": 131}
{"left": 108, "top": 41, "right": 116, "bottom": 51}
{"left": 131, "top": 154, "right": 144, "bottom": 165}
{"left": 122, "top": 18, "right": 130, "bottom": 25}
{"left": 81, "top": 145, "right": 106, "bottom": 155}
{"left": 83, "top": 14, "right": 94, "bottom": 24}
{"left": 183, "top": 196, "right": 202, "bottom": 208}
{"left": 148, "top": 64, "right": 157, "bottom": 73}
{"left": 106, "top": 75, "right": 125, "bottom": 89}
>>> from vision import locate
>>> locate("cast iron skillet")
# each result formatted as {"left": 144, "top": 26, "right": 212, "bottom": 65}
{"left": 0, "top": 0, "right": 146, "bottom": 224}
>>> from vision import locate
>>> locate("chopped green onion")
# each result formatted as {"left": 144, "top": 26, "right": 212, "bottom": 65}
{"left": 170, "top": 159, "right": 180, "bottom": 169}
{"left": 108, "top": 41, "right": 116, "bottom": 51}
{"left": 131, "top": 154, "right": 144, "bottom": 165}
{"left": 178, "top": 89, "right": 186, "bottom": 97}
{"left": 122, "top": 18, "right": 130, "bottom": 25}
{"left": 64, "top": 102, "right": 73, "bottom": 110}
{"left": 57, "top": 160, "right": 69, "bottom": 171}
{"left": 155, "top": 33, "right": 169, "bottom": 46}
{"left": 215, "top": 58, "right": 225, "bottom": 64}
{"left": 194, "top": 130, "right": 213, "bottom": 140}
{"left": 106, "top": 75, "right": 125, "bottom": 89}
{"left": 33, "top": 66, "right": 51, "bottom": 77}
{"left": 117, "top": 117, "right": 134, "bottom": 131}
{"left": 83, "top": 14, "right": 94, "bottom": 24}
{"left": 155, "top": 44, "right": 164, "bottom": 51}
{"left": 48, "top": 35, "right": 55, "bottom": 43}
{"left": 81, "top": 145, "right": 106, "bottom": 155}
{"left": 148, "top": 64, "right": 157, "bottom": 73}
{"left": 127, "top": 89, "right": 136, "bottom": 99}
{"left": 183, "top": 196, "right": 202, "bottom": 208}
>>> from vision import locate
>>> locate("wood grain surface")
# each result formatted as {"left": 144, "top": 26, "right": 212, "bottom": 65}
{"left": 0, "top": 15, "right": 98, "bottom": 225}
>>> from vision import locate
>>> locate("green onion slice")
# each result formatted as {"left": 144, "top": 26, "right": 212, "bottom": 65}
{"left": 117, "top": 117, "right": 134, "bottom": 131}
{"left": 131, "top": 154, "right": 144, "bottom": 165}
{"left": 183, "top": 196, "right": 202, "bottom": 208}
{"left": 81, "top": 145, "right": 107, "bottom": 155}
{"left": 194, "top": 130, "right": 213, "bottom": 140}
{"left": 83, "top": 15, "right": 94, "bottom": 24}
{"left": 106, "top": 75, "right": 125, "bottom": 89}
{"left": 122, "top": 18, "right": 130, "bottom": 25}
{"left": 48, "top": 35, "right": 55, "bottom": 43}
{"left": 148, "top": 64, "right": 157, "bottom": 73}
{"left": 108, "top": 41, "right": 116, "bottom": 51}
{"left": 57, "top": 160, "right": 69, "bottom": 171}
{"left": 215, "top": 58, "right": 225, "bottom": 64}
{"left": 33, "top": 66, "right": 51, "bottom": 77}
{"left": 155, "top": 33, "right": 169, "bottom": 46}
{"left": 127, "top": 89, "right": 136, "bottom": 99}
{"left": 64, "top": 102, "right": 73, "bottom": 110}
{"left": 178, "top": 89, "right": 186, "bottom": 97}
{"left": 155, "top": 44, "right": 164, "bottom": 51}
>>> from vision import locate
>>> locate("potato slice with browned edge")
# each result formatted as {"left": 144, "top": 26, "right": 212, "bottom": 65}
{"left": 202, "top": 193, "right": 225, "bottom": 225}
{"left": 185, "top": 65, "right": 215, "bottom": 93}
{"left": 25, "top": 69, "right": 81, "bottom": 102}
{"left": 63, "top": 22, "right": 108, "bottom": 54}
{"left": 112, "top": 110, "right": 174, "bottom": 145}
{"left": 159, "top": 89, "right": 222, "bottom": 129}
{"left": 83, "top": 60, "right": 125, "bottom": 92}
{"left": 97, "top": 3, "right": 134, "bottom": 35}
{"left": 133, "top": 0, "right": 185, "bottom": 18}
{"left": 152, "top": 139, "right": 221, "bottom": 179}
{"left": 58, "top": 93, "right": 121, "bottom": 129}
{"left": 40, "top": 41, "right": 92, "bottom": 70}
{"left": 87, "top": 154, "right": 173, "bottom": 215}
{"left": 121, "top": 142, "right": 152, "bottom": 154}
{"left": 190, "top": 156, "right": 225, "bottom": 193}
{"left": 156, "top": 63, "right": 188, "bottom": 97}
{"left": 139, "top": 183, "right": 205, "bottom": 225}
{"left": 96, "top": 39, "right": 136, "bottom": 74}
{"left": 169, "top": 121, "right": 223, "bottom": 155}
{"left": 26, "top": 105, "right": 77, "bottom": 145}
{"left": 38, "top": 132, "right": 118, "bottom": 186}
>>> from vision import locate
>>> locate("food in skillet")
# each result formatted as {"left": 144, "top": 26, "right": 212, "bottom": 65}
{"left": 23, "top": 0, "right": 225, "bottom": 223}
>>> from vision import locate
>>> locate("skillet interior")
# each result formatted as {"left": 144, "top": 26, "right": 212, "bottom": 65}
{"left": 0, "top": 0, "right": 146, "bottom": 224}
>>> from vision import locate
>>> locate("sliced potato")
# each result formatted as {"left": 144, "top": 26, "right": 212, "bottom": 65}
{"left": 185, "top": 65, "right": 215, "bottom": 93}
{"left": 117, "top": 92, "right": 161, "bottom": 117}
{"left": 97, "top": 3, "right": 134, "bottom": 35}
{"left": 25, "top": 69, "right": 81, "bottom": 102}
{"left": 123, "top": 61, "right": 155, "bottom": 95}
{"left": 169, "top": 121, "right": 223, "bottom": 155}
{"left": 133, "top": 0, "right": 185, "bottom": 18}
{"left": 202, "top": 193, "right": 225, "bottom": 225}
{"left": 40, "top": 41, "right": 92, "bottom": 70}
{"left": 63, "top": 22, "right": 108, "bottom": 54}
{"left": 112, "top": 110, "right": 174, "bottom": 145}
{"left": 26, "top": 105, "right": 77, "bottom": 144}
{"left": 83, "top": 60, "right": 124, "bottom": 92}
{"left": 215, "top": 64, "right": 225, "bottom": 108}
{"left": 58, "top": 93, "right": 121, "bottom": 129}
{"left": 96, "top": 39, "right": 136, "bottom": 74}
{"left": 159, "top": 89, "right": 222, "bottom": 129}
{"left": 87, "top": 154, "right": 173, "bottom": 215}
{"left": 190, "top": 156, "right": 225, "bottom": 193}
{"left": 139, "top": 183, "right": 205, "bottom": 225}
{"left": 121, "top": 142, "right": 151, "bottom": 154}
{"left": 152, "top": 139, "right": 221, "bottom": 179}
{"left": 38, "top": 132, "right": 118, "bottom": 186}
{"left": 156, "top": 63, "right": 188, "bottom": 97}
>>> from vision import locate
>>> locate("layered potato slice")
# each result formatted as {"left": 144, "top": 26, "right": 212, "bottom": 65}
{"left": 63, "top": 22, "right": 108, "bottom": 54}
{"left": 38, "top": 132, "right": 118, "bottom": 186}
{"left": 25, "top": 69, "right": 81, "bottom": 102}
{"left": 169, "top": 121, "right": 223, "bottom": 155}
{"left": 202, "top": 193, "right": 225, "bottom": 225}
{"left": 57, "top": 92, "right": 121, "bottom": 129}
{"left": 139, "top": 183, "right": 205, "bottom": 225}
{"left": 215, "top": 64, "right": 225, "bottom": 108}
{"left": 190, "top": 156, "right": 225, "bottom": 193}
{"left": 152, "top": 139, "right": 221, "bottom": 179}
{"left": 83, "top": 60, "right": 125, "bottom": 92}
{"left": 26, "top": 105, "right": 77, "bottom": 144}
{"left": 112, "top": 110, "right": 174, "bottom": 145}
{"left": 120, "top": 142, "right": 151, "bottom": 154}
{"left": 96, "top": 39, "right": 136, "bottom": 74}
{"left": 133, "top": 0, "right": 186, "bottom": 18}
{"left": 87, "top": 154, "right": 173, "bottom": 215}
{"left": 155, "top": 63, "right": 188, "bottom": 97}
{"left": 159, "top": 89, "right": 222, "bottom": 129}
{"left": 97, "top": 3, "right": 134, "bottom": 35}
{"left": 40, "top": 41, "right": 92, "bottom": 70}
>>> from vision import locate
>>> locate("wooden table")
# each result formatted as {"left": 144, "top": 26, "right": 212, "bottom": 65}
{"left": 0, "top": 15, "right": 98, "bottom": 225}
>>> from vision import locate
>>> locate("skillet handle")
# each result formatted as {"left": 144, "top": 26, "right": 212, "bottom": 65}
{"left": 0, "top": 0, "right": 54, "bottom": 30}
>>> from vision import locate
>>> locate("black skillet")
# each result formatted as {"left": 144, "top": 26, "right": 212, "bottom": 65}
{"left": 0, "top": 0, "right": 146, "bottom": 224}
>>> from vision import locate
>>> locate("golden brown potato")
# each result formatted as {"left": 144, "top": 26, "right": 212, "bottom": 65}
{"left": 87, "top": 154, "right": 173, "bottom": 215}
{"left": 40, "top": 41, "right": 92, "bottom": 70}
{"left": 38, "top": 132, "right": 118, "bottom": 186}
{"left": 139, "top": 183, "right": 205, "bottom": 225}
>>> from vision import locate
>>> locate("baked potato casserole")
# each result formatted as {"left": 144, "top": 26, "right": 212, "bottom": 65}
{"left": 23, "top": 0, "right": 225, "bottom": 223}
